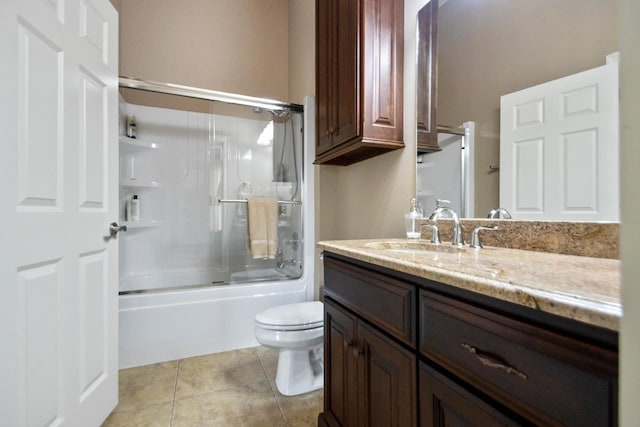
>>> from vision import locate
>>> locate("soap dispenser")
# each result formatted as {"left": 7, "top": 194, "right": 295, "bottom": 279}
{"left": 405, "top": 198, "right": 422, "bottom": 239}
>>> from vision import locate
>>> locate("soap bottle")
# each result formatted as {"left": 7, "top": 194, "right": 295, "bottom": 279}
{"left": 128, "top": 195, "right": 140, "bottom": 221}
{"left": 126, "top": 114, "right": 137, "bottom": 139}
{"left": 404, "top": 198, "right": 422, "bottom": 239}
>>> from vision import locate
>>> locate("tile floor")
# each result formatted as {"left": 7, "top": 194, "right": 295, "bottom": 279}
{"left": 102, "top": 346, "right": 323, "bottom": 427}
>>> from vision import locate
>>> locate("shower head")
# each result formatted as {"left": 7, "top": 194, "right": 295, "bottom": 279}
{"left": 270, "top": 110, "right": 292, "bottom": 123}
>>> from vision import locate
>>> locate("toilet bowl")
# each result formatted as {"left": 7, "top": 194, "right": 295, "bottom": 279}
{"left": 255, "top": 301, "right": 324, "bottom": 396}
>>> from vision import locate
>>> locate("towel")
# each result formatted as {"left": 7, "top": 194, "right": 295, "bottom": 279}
{"left": 247, "top": 197, "right": 278, "bottom": 259}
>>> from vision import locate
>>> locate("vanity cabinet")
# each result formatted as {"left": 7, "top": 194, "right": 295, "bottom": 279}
{"left": 315, "top": 0, "right": 405, "bottom": 166}
{"left": 319, "top": 253, "right": 618, "bottom": 427}
{"left": 419, "top": 362, "right": 523, "bottom": 427}
{"left": 321, "top": 256, "right": 417, "bottom": 427}
{"left": 324, "top": 300, "right": 416, "bottom": 427}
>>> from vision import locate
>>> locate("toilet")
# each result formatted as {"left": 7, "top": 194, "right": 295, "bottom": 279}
{"left": 255, "top": 301, "right": 324, "bottom": 396}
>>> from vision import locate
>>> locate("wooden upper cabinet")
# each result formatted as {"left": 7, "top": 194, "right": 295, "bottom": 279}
{"left": 416, "top": 0, "right": 440, "bottom": 153}
{"left": 315, "top": 0, "right": 405, "bottom": 166}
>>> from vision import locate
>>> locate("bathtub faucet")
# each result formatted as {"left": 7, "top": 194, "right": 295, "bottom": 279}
{"left": 276, "top": 248, "right": 300, "bottom": 269}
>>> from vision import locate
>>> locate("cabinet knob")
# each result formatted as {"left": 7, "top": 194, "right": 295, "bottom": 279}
{"left": 351, "top": 341, "right": 364, "bottom": 358}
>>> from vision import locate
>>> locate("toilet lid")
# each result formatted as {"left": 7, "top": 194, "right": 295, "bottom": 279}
{"left": 256, "top": 301, "right": 323, "bottom": 329}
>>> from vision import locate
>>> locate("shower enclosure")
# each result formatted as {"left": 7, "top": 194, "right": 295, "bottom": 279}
{"left": 117, "top": 78, "right": 315, "bottom": 367}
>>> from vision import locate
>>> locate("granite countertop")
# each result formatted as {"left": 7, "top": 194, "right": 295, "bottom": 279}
{"left": 317, "top": 239, "right": 621, "bottom": 331}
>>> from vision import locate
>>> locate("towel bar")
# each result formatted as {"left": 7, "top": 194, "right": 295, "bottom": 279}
{"left": 217, "top": 198, "right": 301, "bottom": 205}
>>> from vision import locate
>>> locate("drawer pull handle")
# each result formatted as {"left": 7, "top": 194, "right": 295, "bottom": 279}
{"left": 461, "top": 343, "right": 528, "bottom": 380}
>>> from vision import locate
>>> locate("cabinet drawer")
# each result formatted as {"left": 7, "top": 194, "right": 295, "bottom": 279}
{"left": 419, "top": 362, "right": 525, "bottom": 427}
{"left": 419, "top": 290, "right": 617, "bottom": 427}
{"left": 324, "top": 256, "right": 416, "bottom": 347}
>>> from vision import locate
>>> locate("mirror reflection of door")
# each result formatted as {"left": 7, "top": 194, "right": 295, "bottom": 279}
{"left": 417, "top": 0, "right": 619, "bottom": 219}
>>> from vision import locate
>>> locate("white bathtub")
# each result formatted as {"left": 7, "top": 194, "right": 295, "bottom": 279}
{"left": 118, "top": 96, "right": 316, "bottom": 369}
{"left": 118, "top": 271, "right": 311, "bottom": 368}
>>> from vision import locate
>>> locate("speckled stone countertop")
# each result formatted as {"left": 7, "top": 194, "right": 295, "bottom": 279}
{"left": 317, "top": 239, "right": 621, "bottom": 331}
{"left": 419, "top": 219, "right": 619, "bottom": 259}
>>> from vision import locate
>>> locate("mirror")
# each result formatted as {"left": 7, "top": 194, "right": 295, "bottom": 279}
{"left": 416, "top": 0, "right": 619, "bottom": 219}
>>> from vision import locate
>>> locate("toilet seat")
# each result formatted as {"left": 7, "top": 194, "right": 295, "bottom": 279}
{"left": 255, "top": 301, "right": 323, "bottom": 331}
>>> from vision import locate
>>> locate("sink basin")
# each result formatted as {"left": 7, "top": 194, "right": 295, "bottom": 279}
{"left": 364, "top": 240, "right": 467, "bottom": 254}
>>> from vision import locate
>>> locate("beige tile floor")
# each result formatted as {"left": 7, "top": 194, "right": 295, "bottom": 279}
{"left": 102, "top": 346, "right": 323, "bottom": 427}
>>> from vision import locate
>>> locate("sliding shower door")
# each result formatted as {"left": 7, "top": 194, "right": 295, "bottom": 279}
{"left": 118, "top": 88, "right": 304, "bottom": 294}
{"left": 209, "top": 102, "right": 304, "bottom": 284}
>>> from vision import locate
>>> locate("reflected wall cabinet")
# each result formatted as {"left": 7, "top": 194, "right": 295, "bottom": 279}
{"left": 416, "top": 0, "right": 440, "bottom": 153}
{"left": 315, "top": 0, "right": 405, "bottom": 166}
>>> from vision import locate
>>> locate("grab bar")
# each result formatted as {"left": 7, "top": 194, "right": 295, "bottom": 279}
{"left": 217, "top": 198, "right": 301, "bottom": 205}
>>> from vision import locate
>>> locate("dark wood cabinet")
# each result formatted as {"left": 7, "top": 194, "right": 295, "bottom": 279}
{"left": 315, "top": 0, "right": 405, "bottom": 166}
{"left": 323, "top": 298, "right": 416, "bottom": 427}
{"left": 420, "top": 362, "right": 525, "bottom": 427}
{"left": 324, "top": 300, "right": 358, "bottom": 427}
{"left": 416, "top": 0, "right": 440, "bottom": 153}
{"left": 357, "top": 321, "right": 416, "bottom": 427}
{"left": 420, "top": 290, "right": 618, "bottom": 427}
{"left": 319, "top": 253, "right": 618, "bottom": 427}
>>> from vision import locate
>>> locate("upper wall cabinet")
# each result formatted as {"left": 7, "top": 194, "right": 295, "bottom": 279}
{"left": 315, "top": 0, "right": 405, "bottom": 166}
{"left": 416, "top": 0, "right": 440, "bottom": 153}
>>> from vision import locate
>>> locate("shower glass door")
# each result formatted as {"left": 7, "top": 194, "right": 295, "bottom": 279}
{"left": 118, "top": 87, "right": 304, "bottom": 294}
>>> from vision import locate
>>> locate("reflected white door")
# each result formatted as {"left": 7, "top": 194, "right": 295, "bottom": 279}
{"left": 500, "top": 60, "right": 619, "bottom": 220}
{"left": 0, "top": 0, "right": 119, "bottom": 425}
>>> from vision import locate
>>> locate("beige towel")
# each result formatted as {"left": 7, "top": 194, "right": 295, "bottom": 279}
{"left": 247, "top": 197, "right": 278, "bottom": 259}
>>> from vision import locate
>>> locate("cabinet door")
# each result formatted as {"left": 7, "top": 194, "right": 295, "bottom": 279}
{"left": 420, "top": 362, "right": 525, "bottom": 427}
{"left": 316, "top": 0, "right": 333, "bottom": 154}
{"left": 332, "top": 0, "right": 359, "bottom": 146}
{"left": 361, "top": 0, "right": 404, "bottom": 143}
{"left": 325, "top": 299, "right": 359, "bottom": 427}
{"left": 358, "top": 321, "right": 417, "bottom": 427}
{"left": 416, "top": 0, "right": 440, "bottom": 152}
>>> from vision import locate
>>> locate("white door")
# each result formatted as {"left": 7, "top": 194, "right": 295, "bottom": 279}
{"left": 500, "top": 60, "right": 619, "bottom": 221}
{"left": 0, "top": 0, "right": 119, "bottom": 426}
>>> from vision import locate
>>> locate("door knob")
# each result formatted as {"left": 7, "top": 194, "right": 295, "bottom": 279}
{"left": 109, "top": 222, "right": 127, "bottom": 236}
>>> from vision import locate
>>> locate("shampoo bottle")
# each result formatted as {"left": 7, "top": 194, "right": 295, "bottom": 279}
{"left": 129, "top": 195, "right": 140, "bottom": 221}
{"left": 126, "top": 114, "right": 137, "bottom": 139}
{"left": 404, "top": 198, "right": 422, "bottom": 239}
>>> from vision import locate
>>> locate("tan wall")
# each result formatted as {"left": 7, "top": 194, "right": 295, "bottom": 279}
{"left": 437, "top": 0, "right": 619, "bottom": 216}
{"left": 620, "top": 0, "right": 640, "bottom": 423}
{"left": 116, "top": 0, "right": 289, "bottom": 101}
{"left": 288, "top": 0, "right": 315, "bottom": 104}
{"left": 320, "top": 0, "right": 420, "bottom": 241}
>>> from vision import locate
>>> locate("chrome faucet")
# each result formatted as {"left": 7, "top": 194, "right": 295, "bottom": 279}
{"left": 428, "top": 199, "right": 464, "bottom": 246}
{"left": 276, "top": 248, "right": 299, "bottom": 269}
{"left": 487, "top": 208, "right": 512, "bottom": 219}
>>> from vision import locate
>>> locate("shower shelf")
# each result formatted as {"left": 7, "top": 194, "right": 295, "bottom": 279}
{"left": 119, "top": 137, "right": 159, "bottom": 150}
{"left": 121, "top": 178, "right": 161, "bottom": 188}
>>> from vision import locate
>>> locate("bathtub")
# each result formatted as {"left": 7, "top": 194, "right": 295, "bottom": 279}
{"left": 118, "top": 271, "right": 311, "bottom": 368}
{"left": 118, "top": 96, "right": 316, "bottom": 369}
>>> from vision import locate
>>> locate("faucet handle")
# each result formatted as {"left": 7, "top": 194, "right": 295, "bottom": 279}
{"left": 427, "top": 224, "right": 441, "bottom": 244}
{"left": 487, "top": 208, "right": 512, "bottom": 219}
{"left": 470, "top": 226, "right": 499, "bottom": 249}
{"left": 436, "top": 199, "right": 452, "bottom": 208}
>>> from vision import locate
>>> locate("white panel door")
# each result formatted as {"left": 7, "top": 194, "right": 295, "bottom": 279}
{"left": 500, "top": 61, "right": 619, "bottom": 220}
{"left": 0, "top": 0, "right": 119, "bottom": 426}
